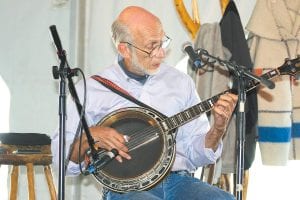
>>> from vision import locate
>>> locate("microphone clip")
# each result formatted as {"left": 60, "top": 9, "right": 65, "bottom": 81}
{"left": 83, "top": 149, "right": 118, "bottom": 175}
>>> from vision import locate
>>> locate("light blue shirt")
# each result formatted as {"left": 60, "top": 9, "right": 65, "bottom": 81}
{"left": 51, "top": 59, "right": 222, "bottom": 175}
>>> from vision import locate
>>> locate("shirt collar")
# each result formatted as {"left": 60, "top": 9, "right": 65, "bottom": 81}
{"left": 118, "top": 55, "right": 149, "bottom": 84}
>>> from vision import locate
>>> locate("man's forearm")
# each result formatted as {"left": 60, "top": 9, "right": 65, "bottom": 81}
{"left": 205, "top": 126, "right": 225, "bottom": 151}
{"left": 70, "top": 134, "right": 90, "bottom": 163}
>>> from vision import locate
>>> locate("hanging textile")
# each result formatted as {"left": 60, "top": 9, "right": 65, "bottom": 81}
{"left": 246, "top": 0, "right": 300, "bottom": 165}
{"left": 220, "top": 0, "right": 258, "bottom": 171}
{"left": 189, "top": 1, "right": 257, "bottom": 175}
{"left": 188, "top": 21, "right": 235, "bottom": 178}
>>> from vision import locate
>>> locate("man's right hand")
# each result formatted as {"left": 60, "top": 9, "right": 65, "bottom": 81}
{"left": 89, "top": 126, "right": 131, "bottom": 162}
{"left": 70, "top": 126, "right": 131, "bottom": 163}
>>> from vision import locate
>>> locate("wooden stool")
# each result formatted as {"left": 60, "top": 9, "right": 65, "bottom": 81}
{"left": 0, "top": 133, "right": 57, "bottom": 200}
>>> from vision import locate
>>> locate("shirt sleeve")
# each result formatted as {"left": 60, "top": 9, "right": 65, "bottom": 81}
{"left": 173, "top": 75, "right": 223, "bottom": 170}
{"left": 51, "top": 128, "right": 85, "bottom": 176}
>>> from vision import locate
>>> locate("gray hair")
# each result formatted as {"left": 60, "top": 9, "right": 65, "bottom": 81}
{"left": 111, "top": 20, "right": 133, "bottom": 48}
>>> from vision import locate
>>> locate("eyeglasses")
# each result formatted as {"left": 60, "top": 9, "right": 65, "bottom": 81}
{"left": 121, "top": 35, "right": 171, "bottom": 58}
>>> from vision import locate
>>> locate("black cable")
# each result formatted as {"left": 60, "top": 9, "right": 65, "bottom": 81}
{"left": 63, "top": 64, "right": 88, "bottom": 175}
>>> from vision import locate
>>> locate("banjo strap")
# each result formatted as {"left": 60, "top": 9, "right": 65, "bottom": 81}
{"left": 91, "top": 75, "right": 167, "bottom": 118}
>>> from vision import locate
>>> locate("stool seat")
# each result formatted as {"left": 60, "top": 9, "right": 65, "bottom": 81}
{"left": 0, "top": 153, "right": 52, "bottom": 165}
{"left": 0, "top": 133, "right": 56, "bottom": 200}
{"left": 0, "top": 133, "right": 51, "bottom": 146}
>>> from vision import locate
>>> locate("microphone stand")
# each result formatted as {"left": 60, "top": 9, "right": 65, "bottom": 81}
{"left": 233, "top": 67, "right": 246, "bottom": 200}
{"left": 50, "top": 27, "right": 68, "bottom": 200}
{"left": 50, "top": 25, "right": 98, "bottom": 200}
{"left": 195, "top": 48, "right": 274, "bottom": 200}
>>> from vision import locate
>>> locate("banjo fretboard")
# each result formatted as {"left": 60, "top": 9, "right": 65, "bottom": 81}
{"left": 160, "top": 67, "right": 282, "bottom": 132}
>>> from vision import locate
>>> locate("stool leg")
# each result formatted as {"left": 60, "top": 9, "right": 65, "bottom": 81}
{"left": 10, "top": 165, "right": 19, "bottom": 200}
{"left": 243, "top": 170, "right": 249, "bottom": 200}
{"left": 206, "top": 164, "right": 215, "bottom": 184}
{"left": 219, "top": 174, "right": 231, "bottom": 192}
{"left": 26, "top": 163, "right": 35, "bottom": 200}
{"left": 44, "top": 165, "right": 57, "bottom": 200}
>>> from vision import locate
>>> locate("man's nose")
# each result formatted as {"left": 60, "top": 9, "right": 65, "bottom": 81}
{"left": 154, "top": 47, "right": 166, "bottom": 58}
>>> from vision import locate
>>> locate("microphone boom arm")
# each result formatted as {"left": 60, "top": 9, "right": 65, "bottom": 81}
{"left": 195, "top": 48, "right": 275, "bottom": 89}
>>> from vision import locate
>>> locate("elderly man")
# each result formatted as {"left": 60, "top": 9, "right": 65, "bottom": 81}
{"left": 52, "top": 6, "right": 237, "bottom": 200}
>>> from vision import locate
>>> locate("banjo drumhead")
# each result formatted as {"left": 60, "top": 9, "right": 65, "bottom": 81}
{"left": 93, "top": 107, "right": 176, "bottom": 192}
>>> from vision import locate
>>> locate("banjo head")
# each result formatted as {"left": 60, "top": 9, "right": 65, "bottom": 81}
{"left": 93, "top": 107, "right": 176, "bottom": 193}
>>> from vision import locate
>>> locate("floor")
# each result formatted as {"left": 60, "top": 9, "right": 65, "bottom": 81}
{"left": 247, "top": 146, "right": 300, "bottom": 200}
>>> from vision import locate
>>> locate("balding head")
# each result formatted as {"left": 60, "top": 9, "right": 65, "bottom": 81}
{"left": 111, "top": 6, "right": 163, "bottom": 46}
{"left": 118, "top": 6, "right": 160, "bottom": 28}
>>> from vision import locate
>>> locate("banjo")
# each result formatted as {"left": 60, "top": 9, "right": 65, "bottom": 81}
{"left": 90, "top": 57, "right": 300, "bottom": 193}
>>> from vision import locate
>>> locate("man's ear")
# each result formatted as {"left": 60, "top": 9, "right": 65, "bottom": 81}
{"left": 118, "top": 43, "right": 130, "bottom": 58}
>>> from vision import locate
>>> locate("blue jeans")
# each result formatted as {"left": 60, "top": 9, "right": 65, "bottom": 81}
{"left": 104, "top": 171, "right": 235, "bottom": 200}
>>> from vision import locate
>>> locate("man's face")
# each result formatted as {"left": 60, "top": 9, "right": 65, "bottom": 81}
{"left": 130, "top": 44, "right": 165, "bottom": 76}
{"left": 125, "top": 24, "right": 169, "bottom": 76}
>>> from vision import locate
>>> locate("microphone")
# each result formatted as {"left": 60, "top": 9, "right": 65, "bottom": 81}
{"left": 49, "top": 25, "right": 64, "bottom": 57}
{"left": 182, "top": 42, "right": 202, "bottom": 68}
{"left": 84, "top": 149, "right": 118, "bottom": 175}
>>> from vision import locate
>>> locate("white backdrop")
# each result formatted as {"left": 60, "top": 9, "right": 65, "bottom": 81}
{"left": 0, "top": 0, "right": 255, "bottom": 199}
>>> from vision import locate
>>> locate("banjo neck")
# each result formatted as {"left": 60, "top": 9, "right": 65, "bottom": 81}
{"left": 159, "top": 57, "right": 300, "bottom": 132}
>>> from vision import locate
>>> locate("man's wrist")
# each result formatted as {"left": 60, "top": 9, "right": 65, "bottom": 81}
{"left": 205, "top": 126, "right": 225, "bottom": 151}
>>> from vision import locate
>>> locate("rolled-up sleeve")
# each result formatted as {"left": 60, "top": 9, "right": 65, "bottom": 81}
{"left": 171, "top": 75, "right": 223, "bottom": 171}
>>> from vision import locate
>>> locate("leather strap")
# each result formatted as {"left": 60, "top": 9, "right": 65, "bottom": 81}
{"left": 91, "top": 75, "right": 166, "bottom": 118}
